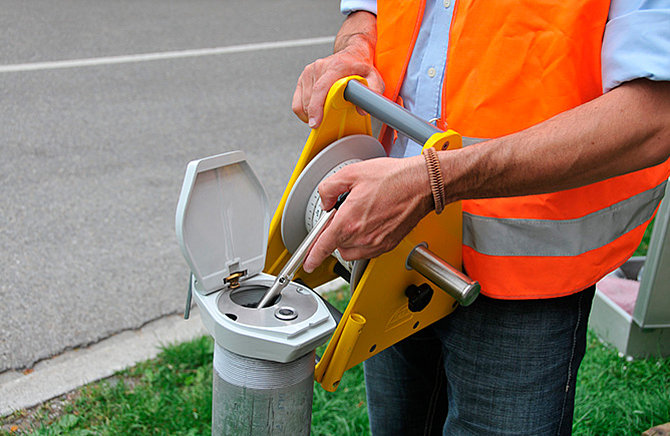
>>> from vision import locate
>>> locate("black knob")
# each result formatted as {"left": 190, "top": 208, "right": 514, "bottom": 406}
{"left": 405, "top": 283, "right": 434, "bottom": 313}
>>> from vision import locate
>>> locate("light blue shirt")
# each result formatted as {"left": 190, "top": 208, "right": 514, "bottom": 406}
{"left": 341, "top": 0, "right": 670, "bottom": 157}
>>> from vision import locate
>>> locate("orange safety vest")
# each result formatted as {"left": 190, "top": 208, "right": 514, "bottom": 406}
{"left": 375, "top": 0, "right": 670, "bottom": 299}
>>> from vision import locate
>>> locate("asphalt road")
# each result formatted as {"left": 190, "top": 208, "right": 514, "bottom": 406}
{"left": 0, "top": 0, "right": 343, "bottom": 371}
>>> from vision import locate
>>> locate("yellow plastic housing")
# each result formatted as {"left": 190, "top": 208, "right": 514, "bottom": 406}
{"left": 264, "top": 76, "right": 463, "bottom": 392}
{"left": 264, "top": 76, "right": 371, "bottom": 285}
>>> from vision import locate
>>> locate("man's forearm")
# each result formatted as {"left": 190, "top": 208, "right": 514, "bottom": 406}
{"left": 333, "top": 11, "right": 377, "bottom": 55}
{"left": 292, "top": 10, "right": 382, "bottom": 127}
{"left": 439, "top": 79, "right": 670, "bottom": 203}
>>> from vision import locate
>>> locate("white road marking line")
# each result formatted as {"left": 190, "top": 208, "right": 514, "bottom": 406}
{"left": 0, "top": 36, "right": 335, "bottom": 73}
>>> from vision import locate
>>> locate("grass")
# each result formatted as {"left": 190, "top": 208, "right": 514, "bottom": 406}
{"left": 2, "top": 276, "right": 668, "bottom": 435}
{"left": 1, "top": 336, "right": 215, "bottom": 436}
{"left": 574, "top": 332, "right": 670, "bottom": 435}
{"left": 634, "top": 218, "right": 655, "bottom": 256}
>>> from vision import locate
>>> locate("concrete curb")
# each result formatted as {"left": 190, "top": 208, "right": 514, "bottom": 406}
{"left": 0, "top": 309, "right": 207, "bottom": 417}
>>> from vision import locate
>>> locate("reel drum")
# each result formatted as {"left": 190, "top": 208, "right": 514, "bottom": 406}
{"left": 281, "top": 134, "right": 384, "bottom": 287}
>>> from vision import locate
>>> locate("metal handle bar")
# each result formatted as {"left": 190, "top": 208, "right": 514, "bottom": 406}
{"left": 407, "top": 245, "right": 480, "bottom": 307}
{"left": 343, "top": 79, "right": 442, "bottom": 145}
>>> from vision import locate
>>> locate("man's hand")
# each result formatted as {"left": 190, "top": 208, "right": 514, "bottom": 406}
{"left": 303, "top": 155, "right": 433, "bottom": 273}
{"left": 292, "top": 11, "right": 383, "bottom": 128}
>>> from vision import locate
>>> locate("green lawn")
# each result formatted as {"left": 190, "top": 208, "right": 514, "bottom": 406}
{"left": 574, "top": 333, "right": 670, "bottom": 435}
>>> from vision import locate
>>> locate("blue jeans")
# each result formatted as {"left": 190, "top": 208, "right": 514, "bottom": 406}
{"left": 364, "top": 286, "right": 595, "bottom": 435}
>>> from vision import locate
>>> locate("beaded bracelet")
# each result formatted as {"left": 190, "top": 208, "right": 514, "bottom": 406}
{"left": 422, "top": 147, "right": 445, "bottom": 214}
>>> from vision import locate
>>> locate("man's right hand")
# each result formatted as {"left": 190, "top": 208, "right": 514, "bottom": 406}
{"left": 292, "top": 11, "right": 384, "bottom": 128}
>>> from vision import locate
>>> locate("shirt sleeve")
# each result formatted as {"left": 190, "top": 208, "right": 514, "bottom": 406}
{"left": 340, "top": 0, "right": 377, "bottom": 15}
{"left": 602, "top": 0, "right": 670, "bottom": 91}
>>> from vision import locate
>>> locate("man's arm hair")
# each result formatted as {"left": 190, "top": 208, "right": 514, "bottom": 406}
{"left": 333, "top": 11, "right": 377, "bottom": 54}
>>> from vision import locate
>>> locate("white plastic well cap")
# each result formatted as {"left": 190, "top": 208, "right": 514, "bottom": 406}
{"left": 175, "top": 151, "right": 270, "bottom": 294}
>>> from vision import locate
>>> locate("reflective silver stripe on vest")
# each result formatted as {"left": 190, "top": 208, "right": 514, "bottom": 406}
{"left": 462, "top": 137, "right": 486, "bottom": 147}
{"left": 463, "top": 181, "right": 667, "bottom": 257}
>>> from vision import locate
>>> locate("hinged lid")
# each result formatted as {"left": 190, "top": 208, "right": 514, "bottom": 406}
{"left": 176, "top": 151, "right": 270, "bottom": 294}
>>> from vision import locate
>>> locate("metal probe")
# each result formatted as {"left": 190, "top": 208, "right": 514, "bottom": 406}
{"left": 257, "top": 193, "right": 348, "bottom": 309}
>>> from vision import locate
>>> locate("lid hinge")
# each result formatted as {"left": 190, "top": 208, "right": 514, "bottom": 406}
{"left": 224, "top": 270, "right": 247, "bottom": 289}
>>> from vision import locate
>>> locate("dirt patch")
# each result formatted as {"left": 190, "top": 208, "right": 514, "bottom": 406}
{"left": 0, "top": 374, "right": 141, "bottom": 435}
{"left": 0, "top": 389, "right": 81, "bottom": 434}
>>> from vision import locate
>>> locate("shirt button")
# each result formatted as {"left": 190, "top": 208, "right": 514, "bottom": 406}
{"left": 444, "top": 0, "right": 451, "bottom": 7}
{"left": 427, "top": 67, "right": 437, "bottom": 78}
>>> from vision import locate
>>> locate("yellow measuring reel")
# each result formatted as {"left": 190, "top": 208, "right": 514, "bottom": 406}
{"left": 264, "top": 76, "right": 478, "bottom": 392}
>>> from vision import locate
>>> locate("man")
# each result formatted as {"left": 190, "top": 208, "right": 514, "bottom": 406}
{"left": 293, "top": 1, "right": 670, "bottom": 434}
